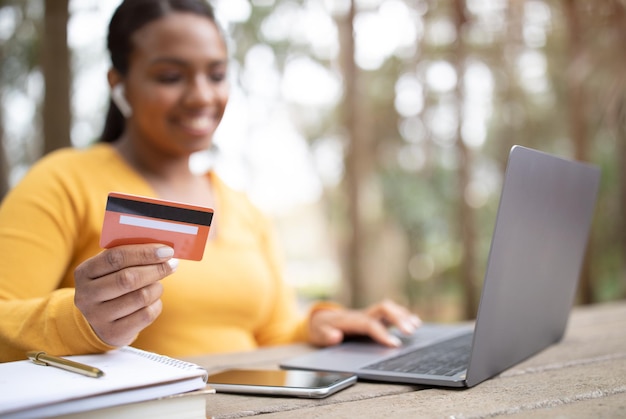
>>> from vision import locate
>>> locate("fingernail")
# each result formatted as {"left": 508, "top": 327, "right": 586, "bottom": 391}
{"left": 156, "top": 246, "right": 175, "bottom": 258}
{"left": 328, "top": 330, "right": 343, "bottom": 344}
{"left": 167, "top": 258, "right": 179, "bottom": 271}
{"left": 388, "top": 335, "right": 402, "bottom": 347}
{"left": 401, "top": 320, "right": 416, "bottom": 334}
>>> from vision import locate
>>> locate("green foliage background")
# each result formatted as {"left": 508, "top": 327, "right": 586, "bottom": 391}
{"left": 0, "top": 0, "right": 623, "bottom": 320}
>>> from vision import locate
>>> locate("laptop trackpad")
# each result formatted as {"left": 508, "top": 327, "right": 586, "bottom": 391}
{"left": 281, "top": 342, "right": 398, "bottom": 371}
{"left": 282, "top": 323, "right": 472, "bottom": 371}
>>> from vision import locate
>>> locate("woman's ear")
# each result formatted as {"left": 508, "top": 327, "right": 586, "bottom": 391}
{"left": 111, "top": 84, "right": 133, "bottom": 118}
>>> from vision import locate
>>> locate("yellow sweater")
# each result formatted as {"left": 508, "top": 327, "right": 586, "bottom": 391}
{"left": 0, "top": 144, "right": 309, "bottom": 362}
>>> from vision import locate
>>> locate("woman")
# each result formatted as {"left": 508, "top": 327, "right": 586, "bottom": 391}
{"left": 0, "top": 0, "right": 420, "bottom": 363}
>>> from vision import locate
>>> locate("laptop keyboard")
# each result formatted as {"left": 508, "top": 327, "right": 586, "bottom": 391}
{"left": 364, "top": 332, "right": 473, "bottom": 377}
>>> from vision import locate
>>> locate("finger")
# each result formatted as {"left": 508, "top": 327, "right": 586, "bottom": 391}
{"left": 312, "top": 310, "right": 401, "bottom": 347}
{"left": 78, "top": 281, "right": 164, "bottom": 347}
{"left": 99, "top": 281, "right": 164, "bottom": 321}
{"left": 366, "top": 299, "right": 422, "bottom": 335}
{"left": 309, "top": 322, "right": 344, "bottom": 346}
{"left": 96, "top": 298, "right": 164, "bottom": 347}
{"left": 78, "top": 244, "right": 175, "bottom": 280}
{"left": 358, "top": 315, "right": 402, "bottom": 347}
{"left": 76, "top": 259, "right": 177, "bottom": 303}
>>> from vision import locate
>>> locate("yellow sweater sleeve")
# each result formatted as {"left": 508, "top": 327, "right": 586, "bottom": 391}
{"left": 0, "top": 148, "right": 119, "bottom": 362}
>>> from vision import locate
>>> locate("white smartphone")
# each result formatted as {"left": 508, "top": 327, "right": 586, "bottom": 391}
{"left": 206, "top": 368, "right": 357, "bottom": 398}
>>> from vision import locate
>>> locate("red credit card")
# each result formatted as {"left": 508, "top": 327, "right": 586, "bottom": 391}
{"left": 99, "top": 192, "right": 214, "bottom": 261}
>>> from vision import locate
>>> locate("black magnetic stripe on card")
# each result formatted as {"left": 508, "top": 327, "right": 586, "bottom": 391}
{"left": 106, "top": 196, "right": 213, "bottom": 226}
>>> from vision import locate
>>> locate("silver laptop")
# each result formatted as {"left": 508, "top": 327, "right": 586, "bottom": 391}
{"left": 281, "top": 145, "right": 601, "bottom": 388}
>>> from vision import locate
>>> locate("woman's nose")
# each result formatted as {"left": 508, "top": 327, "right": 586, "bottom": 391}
{"left": 183, "top": 75, "right": 216, "bottom": 106}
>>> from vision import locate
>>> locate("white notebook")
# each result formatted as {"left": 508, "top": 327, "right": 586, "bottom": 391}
{"left": 0, "top": 346, "right": 209, "bottom": 419}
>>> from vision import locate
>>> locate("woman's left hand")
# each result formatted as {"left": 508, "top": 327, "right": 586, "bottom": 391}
{"left": 308, "top": 299, "right": 422, "bottom": 348}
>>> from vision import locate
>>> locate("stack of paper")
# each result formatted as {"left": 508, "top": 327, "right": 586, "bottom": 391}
{"left": 0, "top": 346, "right": 211, "bottom": 419}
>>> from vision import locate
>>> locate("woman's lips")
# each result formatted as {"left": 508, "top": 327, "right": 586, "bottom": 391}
{"left": 179, "top": 116, "right": 213, "bottom": 133}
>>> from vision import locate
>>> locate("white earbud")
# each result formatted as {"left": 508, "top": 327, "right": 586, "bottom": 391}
{"left": 111, "top": 84, "right": 132, "bottom": 118}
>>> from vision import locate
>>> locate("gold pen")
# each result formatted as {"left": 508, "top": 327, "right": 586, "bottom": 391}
{"left": 27, "top": 351, "right": 105, "bottom": 378}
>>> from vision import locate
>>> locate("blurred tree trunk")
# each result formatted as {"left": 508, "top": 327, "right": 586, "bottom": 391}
{"left": 336, "top": 1, "right": 359, "bottom": 307}
{"left": 453, "top": 0, "right": 478, "bottom": 319}
{"left": 0, "top": 103, "right": 8, "bottom": 201}
{"left": 609, "top": 1, "right": 626, "bottom": 299}
{"left": 499, "top": 0, "right": 525, "bottom": 169}
{"left": 563, "top": 0, "right": 594, "bottom": 303}
{"left": 0, "top": 1, "right": 16, "bottom": 200}
{"left": 618, "top": 100, "right": 626, "bottom": 300}
{"left": 336, "top": 1, "right": 370, "bottom": 308}
{"left": 0, "top": 40, "right": 9, "bottom": 200}
{"left": 42, "top": 0, "right": 71, "bottom": 154}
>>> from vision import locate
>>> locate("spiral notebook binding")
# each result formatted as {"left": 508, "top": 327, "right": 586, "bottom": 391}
{"left": 119, "top": 346, "right": 207, "bottom": 378}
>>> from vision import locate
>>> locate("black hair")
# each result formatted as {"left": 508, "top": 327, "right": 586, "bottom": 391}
{"left": 100, "top": 0, "right": 218, "bottom": 143}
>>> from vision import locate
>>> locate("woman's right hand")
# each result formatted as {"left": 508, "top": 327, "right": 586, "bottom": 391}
{"left": 74, "top": 244, "right": 178, "bottom": 347}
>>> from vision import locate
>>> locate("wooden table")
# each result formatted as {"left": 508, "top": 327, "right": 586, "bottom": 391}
{"left": 186, "top": 301, "right": 626, "bottom": 418}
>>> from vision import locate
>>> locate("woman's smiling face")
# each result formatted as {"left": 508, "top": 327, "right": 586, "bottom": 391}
{"left": 122, "top": 12, "right": 229, "bottom": 156}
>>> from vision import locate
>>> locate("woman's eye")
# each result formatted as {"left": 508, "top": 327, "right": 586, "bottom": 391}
{"left": 210, "top": 72, "right": 226, "bottom": 83}
{"left": 156, "top": 73, "right": 182, "bottom": 84}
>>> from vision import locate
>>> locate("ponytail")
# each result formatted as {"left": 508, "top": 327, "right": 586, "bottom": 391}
{"left": 100, "top": 100, "right": 125, "bottom": 143}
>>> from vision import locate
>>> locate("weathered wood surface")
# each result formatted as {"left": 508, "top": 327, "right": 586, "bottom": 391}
{"left": 185, "top": 301, "right": 626, "bottom": 418}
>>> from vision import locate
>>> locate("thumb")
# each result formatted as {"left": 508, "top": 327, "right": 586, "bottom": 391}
{"left": 311, "top": 325, "right": 344, "bottom": 347}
